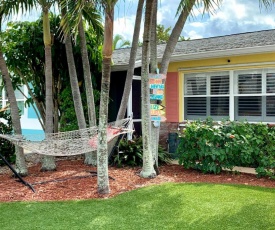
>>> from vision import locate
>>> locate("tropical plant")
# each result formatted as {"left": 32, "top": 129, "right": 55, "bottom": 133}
{"left": 156, "top": 24, "right": 171, "bottom": 44}
{"left": 0, "top": 110, "right": 15, "bottom": 165}
{"left": 60, "top": 0, "right": 103, "bottom": 165}
{"left": 0, "top": 0, "right": 31, "bottom": 175}
{"left": 139, "top": 0, "right": 156, "bottom": 178}
{"left": 95, "top": 0, "right": 119, "bottom": 194}
{"left": 177, "top": 119, "right": 275, "bottom": 178}
{"left": 109, "top": 136, "right": 171, "bottom": 167}
{"left": 116, "top": 0, "right": 144, "bottom": 121}
{"left": 113, "top": 34, "right": 130, "bottom": 49}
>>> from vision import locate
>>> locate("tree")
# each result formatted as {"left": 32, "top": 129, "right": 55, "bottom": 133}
{"left": 116, "top": 0, "right": 144, "bottom": 121}
{"left": 139, "top": 0, "right": 157, "bottom": 178}
{"left": 157, "top": 24, "right": 190, "bottom": 44}
{"left": 0, "top": 0, "right": 35, "bottom": 176}
{"left": 60, "top": 0, "right": 103, "bottom": 165}
{"left": 156, "top": 24, "right": 171, "bottom": 44}
{"left": 97, "top": 0, "right": 118, "bottom": 194}
{"left": 113, "top": 34, "right": 130, "bottom": 49}
{"left": 62, "top": 9, "right": 87, "bottom": 155}
{"left": 40, "top": 0, "right": 57, "bottom": 171}
{"left": 150, "top": 0, "right": 159, "bottom": 175}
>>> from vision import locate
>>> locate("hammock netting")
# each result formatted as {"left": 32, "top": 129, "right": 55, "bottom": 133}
{"left": 0, "top": 118, "right": 133, "bottom": 156}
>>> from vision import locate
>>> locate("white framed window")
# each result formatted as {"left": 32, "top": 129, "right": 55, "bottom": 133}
{"left": 234, "top": 69, "right": 275, "bottom": 122}
{"left": 184, "top": 72, "right": 230, "bottom": 120}
{"left": 183, "top": 68, "right": 275, "bottom": 122}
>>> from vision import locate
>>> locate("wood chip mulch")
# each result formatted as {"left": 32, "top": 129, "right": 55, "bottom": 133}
{"left": 0, "top": 158, "right": 274, "bottom": 202}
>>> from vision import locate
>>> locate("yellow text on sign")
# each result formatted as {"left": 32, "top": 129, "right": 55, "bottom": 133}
{"left": 150, "top": 110, "right": 165, "bottom": 116}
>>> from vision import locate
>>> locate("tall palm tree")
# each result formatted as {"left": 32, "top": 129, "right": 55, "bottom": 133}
{"left": 0, "top": 0, "right": 36, "bottom": 176}
{"left": 61, "top": 9, "right": 87, "bottom": 144}
{"left": 97, "top": 0, "right": 118, "bottom": 194}
{"left": 0, "top": 49, "right": 28, "bottom": 176}
{"left": 139, "top": 0, "right": 157, "bottom": 179}
{"left": 60, "top": 0, "right": 103, "bottom": 165}
{"left": 116, "top": 0, "right": 144, "bottom": 121}
{"left": 39, "top": 0, "right": 56, "bottom": 171}
{"left": 149, "top": 0, "right": 159, "bottom": 175}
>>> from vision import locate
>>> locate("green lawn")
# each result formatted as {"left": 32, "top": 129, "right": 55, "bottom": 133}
{"left": 1, "top": 183, "right": 275, "bottom": 230}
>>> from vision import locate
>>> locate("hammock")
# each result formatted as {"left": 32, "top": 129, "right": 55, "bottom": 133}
{"left": 0, "top": 118, "right": 134, "bottom": 156}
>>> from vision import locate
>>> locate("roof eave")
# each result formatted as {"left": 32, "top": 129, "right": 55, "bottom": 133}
{"left": 170, "top": 45, "right": 275, "bottom": 62}
{"left": 111, "top": 45, "right": 275, "bottom": 72}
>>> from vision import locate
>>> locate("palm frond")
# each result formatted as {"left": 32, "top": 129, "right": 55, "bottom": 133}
{"left": 0, "top": 0, "right": 36, "bottom": 19}
{"left": 176, "top": 0, "right": 223, "bottom": 17}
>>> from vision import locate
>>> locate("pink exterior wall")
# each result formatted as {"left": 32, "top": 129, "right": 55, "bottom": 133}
{"left": 165, "top": 72, "right": 179, "bottom": 122}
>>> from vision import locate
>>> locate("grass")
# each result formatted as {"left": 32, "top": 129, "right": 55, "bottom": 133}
{"left": 1, "top": 183, "right": 275, "bottom": 230}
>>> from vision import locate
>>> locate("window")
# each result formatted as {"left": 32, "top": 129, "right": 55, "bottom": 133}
{"left": 183, "top": 69, "right": 275, "bottom": 122}
{"left": 0, "top": 83, "right": 25, "bottom": 115}
{"left": 234, "top": 70, "right": 275, "bottom": 122}
{"left": 184, "top": 72, "right": 229, "bottom": 120}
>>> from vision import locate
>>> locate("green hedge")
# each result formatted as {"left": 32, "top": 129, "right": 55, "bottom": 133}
{"left": 177, "top": 119, "right": 275, "bottom": 178}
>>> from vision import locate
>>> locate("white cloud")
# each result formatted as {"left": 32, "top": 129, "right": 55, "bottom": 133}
{"left": 114, "top": 15, "right": 143, "bottom": 42}
{"left": 114, "top": 0, "right": 275, "bottom": 41}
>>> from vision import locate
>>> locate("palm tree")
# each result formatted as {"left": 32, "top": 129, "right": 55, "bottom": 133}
{"left": 61, "top": 8, "right": 87, "bottom": 146}
{"left": 139, "top": 0, "right": 157, "bottom": 179}
{"left": 60, "top": 0, "right": 103, "bottom": 165}
{"left": 40, "top": 0, "right": 56, "bottom": 171}
{"left": 97, "top": 0, "right": 118, "bottom": 194}
{"left": 0, "top": 50, "right": 28, "bottom": 176}
{"left": 116, "top": 0, "right": 144, "bottom": 121}
{"left": 150, "top": 0, "right": 159, "bottom": 175}
{"left": 113, "top": 34, "right": 130, "bottom": 49}
{"left": 0, "top": 0, "right": 36, "bottom": 176}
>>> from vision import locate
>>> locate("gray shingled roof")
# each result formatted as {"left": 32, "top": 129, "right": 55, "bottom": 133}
{"left": 112, "top": 29, "right": 275, "bottom": 71}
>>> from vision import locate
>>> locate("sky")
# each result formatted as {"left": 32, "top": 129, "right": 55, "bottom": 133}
{"left": 6, "top": 0, "right": 275, "bottom": 42}
{"left": 114, "top": 0, "right": 275, "bottom": 41}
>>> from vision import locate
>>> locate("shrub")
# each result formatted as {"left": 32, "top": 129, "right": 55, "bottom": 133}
{"left": 177, "top": 119, "right": 275, "bottom": 178}
{"left": 0, "top": 111, "right": 15, "bottom": 165}
{"left": 110, "top": 136, "right": 172, "bottom": 167}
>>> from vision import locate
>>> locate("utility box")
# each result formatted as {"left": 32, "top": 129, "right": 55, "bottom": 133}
{"left": 168, "top": 133, "right": 179, "bottom": 158}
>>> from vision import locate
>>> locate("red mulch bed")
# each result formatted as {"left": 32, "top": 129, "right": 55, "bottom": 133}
{"left": 0, "top": 158, "right": 274, "bottom": 202}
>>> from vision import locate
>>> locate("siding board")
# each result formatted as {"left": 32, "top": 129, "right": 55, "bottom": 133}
{"left": 165, "top": 72, "right": 179, "bottom": 122}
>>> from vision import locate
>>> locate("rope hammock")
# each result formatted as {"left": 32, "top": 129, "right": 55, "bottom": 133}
{"left": 0, "top": 118, "right": 134, "bottom": 156}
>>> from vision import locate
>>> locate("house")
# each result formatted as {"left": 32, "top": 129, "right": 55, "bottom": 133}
{"left": 0, "top": 85, "right": 44, "bottom": 138}
{"left": 2, "top": 29, "right": 275, "bottom": 144}
{"left": 111, "top": 29, "right": 275, "bottom": 145}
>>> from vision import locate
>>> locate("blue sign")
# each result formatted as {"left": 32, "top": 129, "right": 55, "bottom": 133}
{"left": 150, "top": 94, "right": 164, "bottom": 100}
{"left": 151, "top": 116, "right": 161, "bottom": 121}
{"left": 149, "top": 84, "right": 165, "bottom": 89}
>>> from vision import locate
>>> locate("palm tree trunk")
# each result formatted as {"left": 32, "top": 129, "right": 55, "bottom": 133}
{"left": 116, "top": 0, "right": 145, "bottom": 121}
{"left": 64, "top": 34, "right": 87, "bottom": 130}
{"left": 109, "top": 0, "right": 144, "bottom": 158}
{"left": 97, "top": 2, "right": 117, "bottom": 194}
{"left": 78, "top": 18, "right": 97, "bottom": 165}
{"left": 149, "top": 0, "right": 160, "bottom": 174}
{"left": 41, "top": 8, "right": 56, "bottom": 171}
{"left": 0, "top": 51, "right": 28, "bottom": 176}
{"left": 160, "top": 0, "right": 195, "bottom": 74}
{"left": 140, "top": 0, "right": 156, "bottom": 179}
{"left": 148, "top": 0, "right": 195, "bottom": 173}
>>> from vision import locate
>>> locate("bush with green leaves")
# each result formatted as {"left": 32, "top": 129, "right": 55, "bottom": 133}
{"left": 0, "top": 111, "right": 15, "bottom": 165}
{"left": 177, "top": 119, "right": 275, "bottom": 178}
{"left": 110, "top": 136, "right": 172, "bottom": 167}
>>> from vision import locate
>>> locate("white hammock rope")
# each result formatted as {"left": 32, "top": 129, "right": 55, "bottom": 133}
{"left": 0, "top": 118, "right": 134, "bottom": 156}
